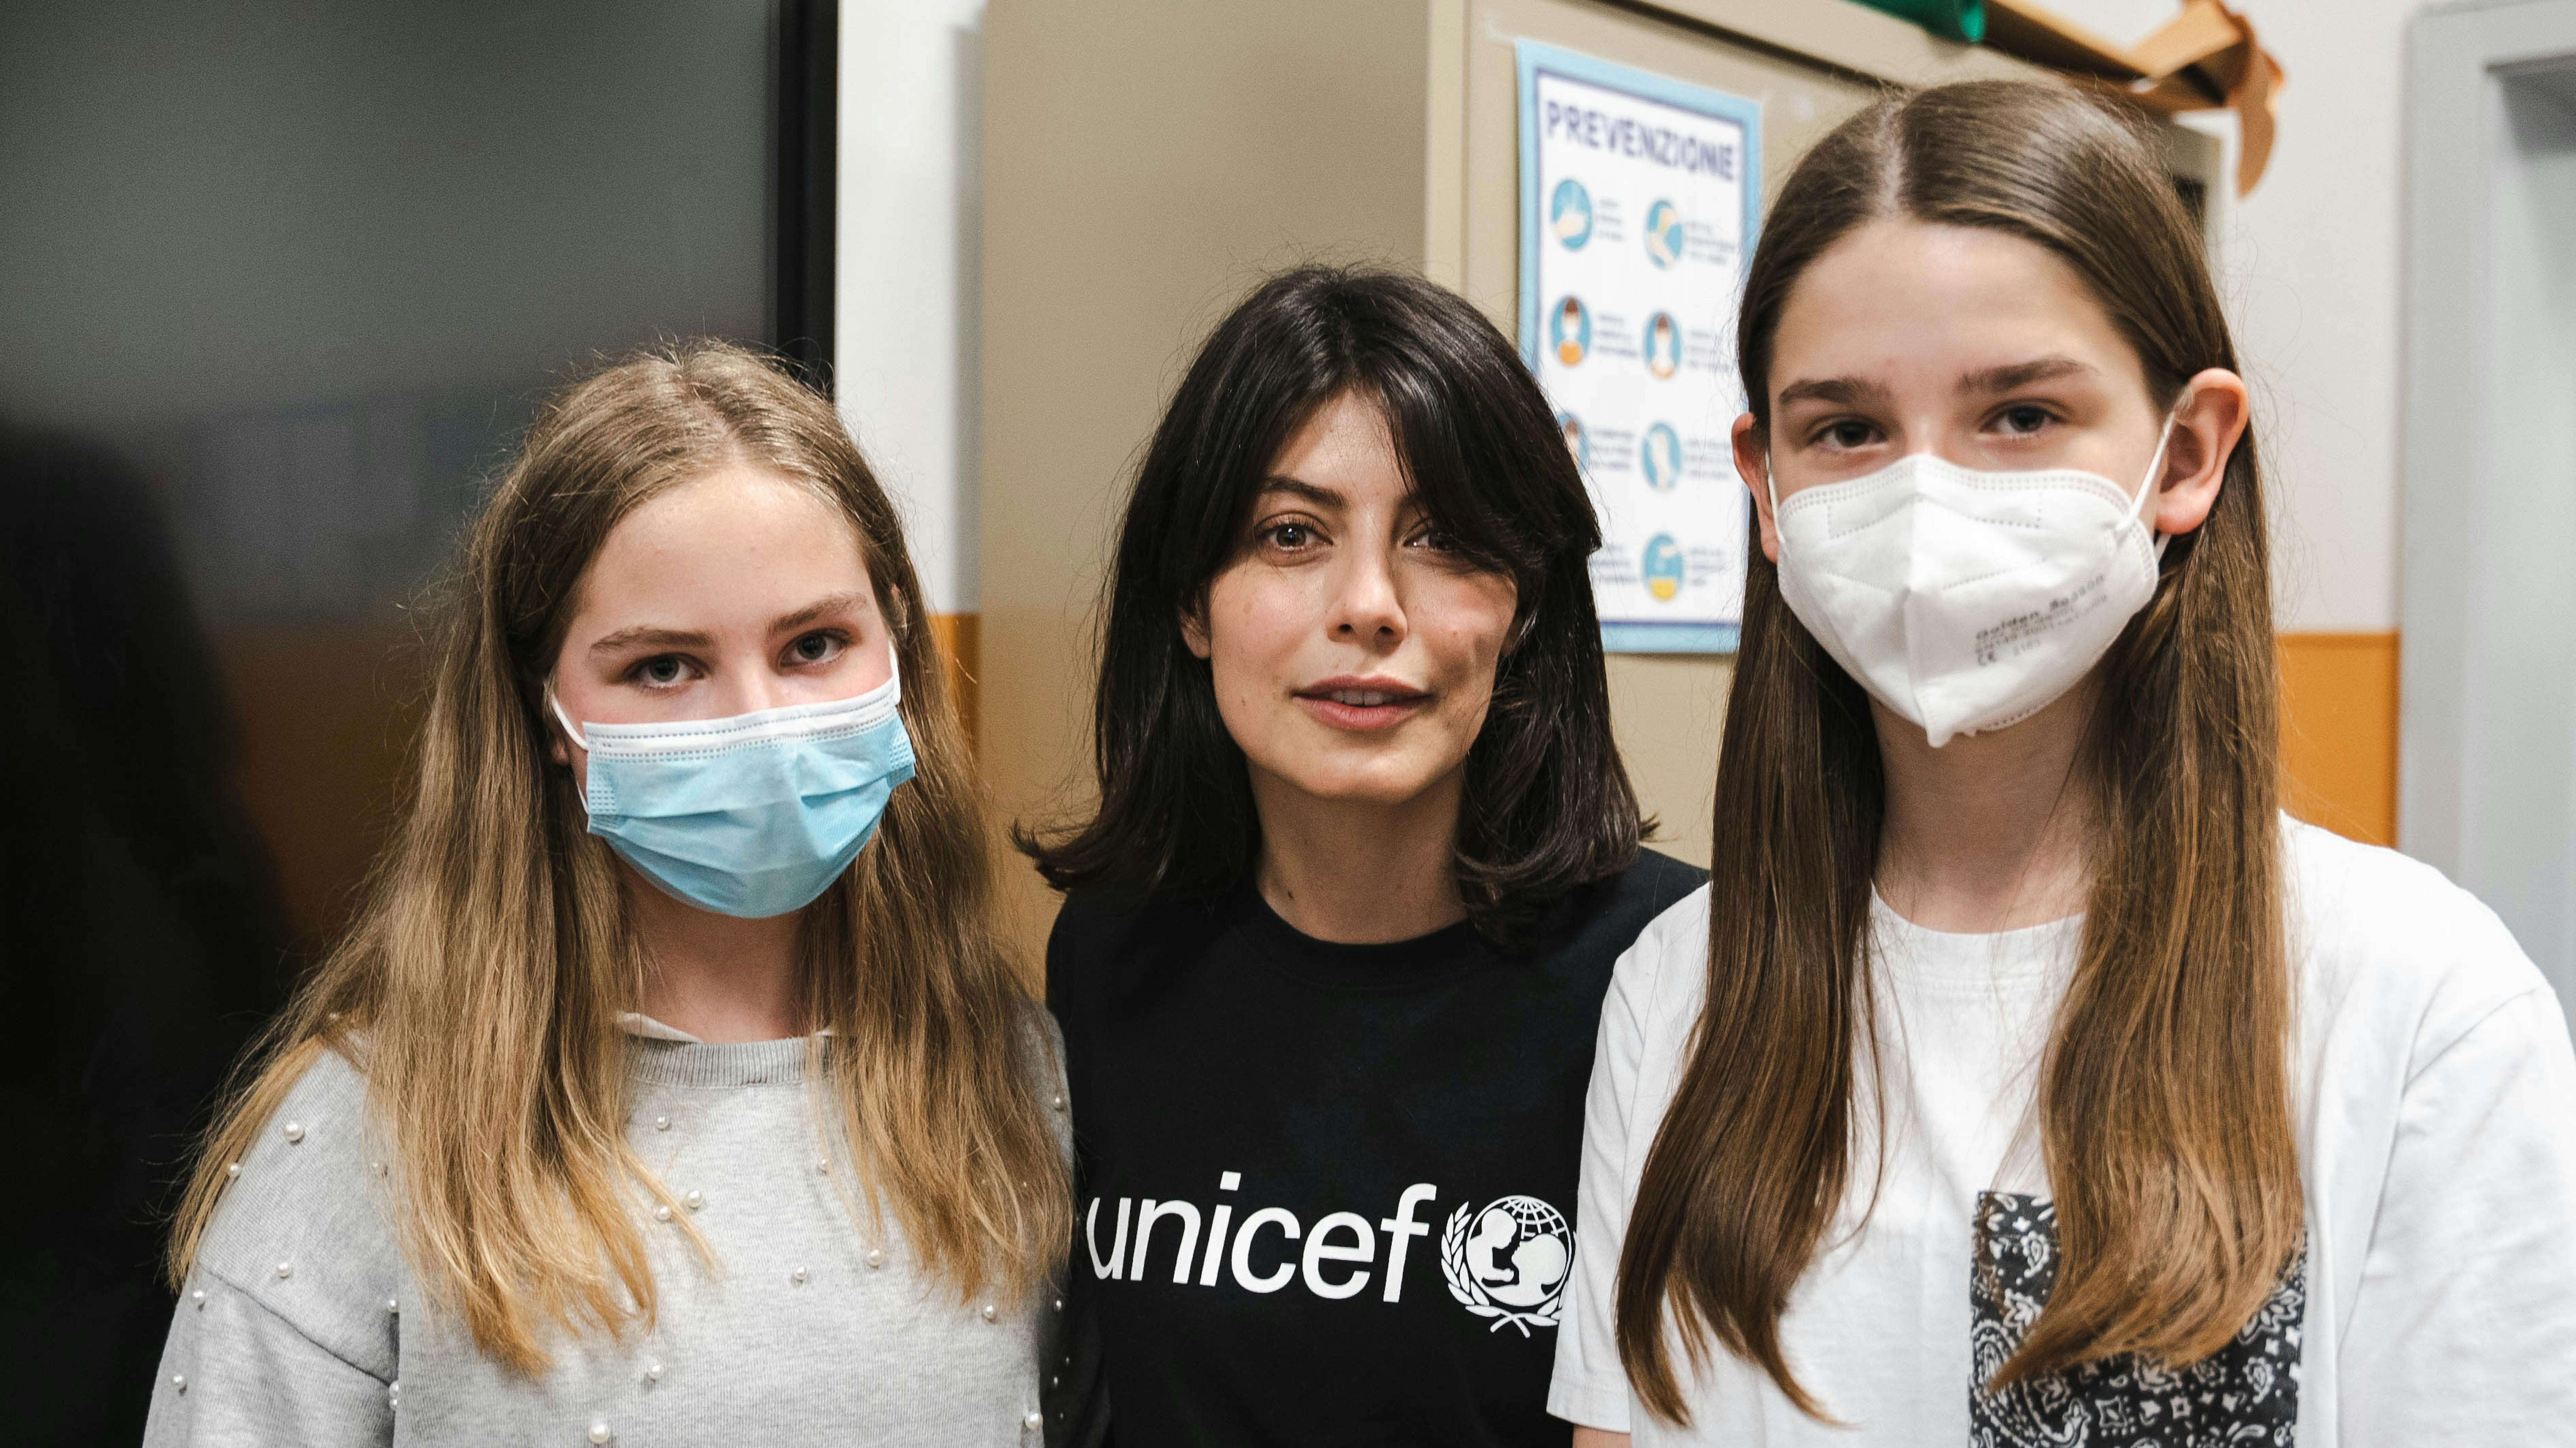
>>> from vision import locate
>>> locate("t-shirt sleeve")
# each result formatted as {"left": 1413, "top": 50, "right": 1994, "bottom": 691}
{"left": 2338, "top": 985, "right": 2576, "bottom": 1445}
{"left": 1551, "top": 894, "right": 1699, "bottom": 1432}
{"left": 144, "top": 1268, "right": 394, "bottom": 1447}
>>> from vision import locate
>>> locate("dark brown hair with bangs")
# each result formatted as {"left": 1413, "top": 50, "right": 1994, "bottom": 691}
{"left": 1613, "top": 81, "right": 2301, "bottom": 1421}
{"left": 1015, "top": 265, "right": 1644, "bottom": 946}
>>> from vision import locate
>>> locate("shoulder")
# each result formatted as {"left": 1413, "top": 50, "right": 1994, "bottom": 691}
{"left": 1605, "top": 847, "right": 1712, "bottom": 920}
{"left": 1046, "top": 886, "right": 1159, "bottom": 974}
{"left": 1604, "top": 883, "right": 1713, "bottom": 1024}
{"left": 1540, "top": 848, "right": 1710, "bottom": 964}
{"left": 189, "top": 1043, "right": 403, "bottom": 1377}
{"left": 2284, "top": 817, "right": 2555, "bottom": 1067}
{"left": 1013, "top": 998, "right": 1074, "bottom": 1160}
{"left": 1044, "top": 884, "right": 1230, "bottom": 1018}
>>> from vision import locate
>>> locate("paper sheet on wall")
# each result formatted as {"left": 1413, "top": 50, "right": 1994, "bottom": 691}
{"left": 1517, "top": 42, "right": 1759, "bottom": 654}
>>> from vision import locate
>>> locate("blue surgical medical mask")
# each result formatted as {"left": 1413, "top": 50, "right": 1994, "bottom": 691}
{"left": 547, "top": 647, "right": 915, "bottom": 918}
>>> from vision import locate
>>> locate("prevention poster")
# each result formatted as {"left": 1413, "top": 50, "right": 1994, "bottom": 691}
{"left": 1516, "top": 42, "right": 1759, "bottom": 653}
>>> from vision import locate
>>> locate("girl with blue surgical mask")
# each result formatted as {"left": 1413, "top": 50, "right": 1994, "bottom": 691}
{"left": 1552, "top": 81, "right": 2576, "bottom": 1446}
{"left": 148, "top": 344, "right": 1069, "bottom": 1446}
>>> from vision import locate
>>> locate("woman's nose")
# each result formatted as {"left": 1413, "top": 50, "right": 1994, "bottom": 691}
{"left": 1327, "top": 549, "right": 1407, "bottom": 644}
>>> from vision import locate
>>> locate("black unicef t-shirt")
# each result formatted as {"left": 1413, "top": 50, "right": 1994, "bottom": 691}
{"left": 1046, "top": 851, "right": 1704, "bottom": 1447}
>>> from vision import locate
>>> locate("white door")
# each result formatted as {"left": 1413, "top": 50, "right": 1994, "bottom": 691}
{"left": 2406, "top": 1, "right": 2576, "bottom": 1016}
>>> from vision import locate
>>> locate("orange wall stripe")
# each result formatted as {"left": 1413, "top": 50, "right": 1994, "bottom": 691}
{"left": 2277, "top": 631, "right": 2399, "bottom": 847}
{"left": 928, "top": 611, "right": 981, "bottom": 751}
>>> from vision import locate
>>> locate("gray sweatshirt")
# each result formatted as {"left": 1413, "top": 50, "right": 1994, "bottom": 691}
{"left": 144, "top": 1029, "right": 1070, "bottom": 1446}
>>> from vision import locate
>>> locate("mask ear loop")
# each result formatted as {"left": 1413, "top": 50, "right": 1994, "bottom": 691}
{"left": 545, "top": 680, "right": 590, "bottom": 754}
{"left": 2134, "top": 398, "right": 2188, "bottom": 561}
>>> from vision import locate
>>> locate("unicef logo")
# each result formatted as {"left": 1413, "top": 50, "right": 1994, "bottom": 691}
{"left": 1441, "top": 1195, "right": 1571, "bottom": 1335}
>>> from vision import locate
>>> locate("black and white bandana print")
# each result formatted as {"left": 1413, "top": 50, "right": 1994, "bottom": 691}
{"left": 1969, "top": 1192, "right": 2305, "bottom": 1447}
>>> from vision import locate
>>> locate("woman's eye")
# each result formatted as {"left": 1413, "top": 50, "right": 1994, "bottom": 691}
{"left": 635, "top": 656, "right": 688, "bottom": 687}
{"left": 787, "top": 630, "right": 844, "bottom": 666}
{"left": 1820, "top": 420, "right": 1876, "bottom": 450}
{"left": 1261, "top": 521, "right": 1316, "bottom": 550}
{"left": 1997, "top": 405, "right": 2054, "bottom": 436}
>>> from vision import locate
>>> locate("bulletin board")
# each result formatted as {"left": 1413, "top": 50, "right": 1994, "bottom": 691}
{"left": 1517, "top": 40, "right": 1760, "bottom": 654}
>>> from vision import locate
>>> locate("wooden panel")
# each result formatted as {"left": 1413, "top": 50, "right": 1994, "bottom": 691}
{"left": 2279, "top": 630, "right": 2400, "bottom": 847}
{"left": 927, "top": 610, "right": 980, "bottom": 750}
{"left": 213, "top": 625, "right": 420, "bottom": 954}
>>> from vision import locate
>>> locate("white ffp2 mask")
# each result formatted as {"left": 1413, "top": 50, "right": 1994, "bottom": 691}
{"left": 1768, "top": 424, "right": 2176, "bottom": 748}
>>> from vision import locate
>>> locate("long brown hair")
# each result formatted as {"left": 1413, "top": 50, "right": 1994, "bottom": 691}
{"left": 167, "top": 342, "right": 1069, "bottom": 1373}
{"left": 1615, "top": 81, "right": 2299, "bottom": 1421}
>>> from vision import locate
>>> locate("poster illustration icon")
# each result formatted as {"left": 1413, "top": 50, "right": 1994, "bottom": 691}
{"left": 1643, "top": 311, "right": 1681, "bottom": 379}
{"left": 1551, "top": 178, "right": 1594, "bottom": 249}
{"left": 1557, "top": 411, "right": 1590, "bottom": 472}
{"left": 1641, "top": 423, "right": 1681, "bottom": 490}
{"left": 1645, "top": 199, "right": 1685, "bottom": 268}
{"left": 1549, "top": 296, "right": 1591, "bottom": 367}
{"left": 1643, "top": 534, "right": 1686, "bottom": 601}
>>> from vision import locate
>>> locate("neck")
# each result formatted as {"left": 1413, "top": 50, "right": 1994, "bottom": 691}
{"left": 1249, "top": 767, "right": 1467, "bottom": 944}
{"left": 1871, "top": 681, "right": 2098, "bottom": 933}
{"left": 623, "top": 867, "right": 807, "bottom": 1043}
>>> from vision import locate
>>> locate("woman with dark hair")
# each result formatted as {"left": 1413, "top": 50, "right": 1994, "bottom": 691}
{"left": 1025, "top": 266, "right": 1701, "bottom": 1445}
{"left": 1551, "top": 81, "right": 2576, "bottom": 1446}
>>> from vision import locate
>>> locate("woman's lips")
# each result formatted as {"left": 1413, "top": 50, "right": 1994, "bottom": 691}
{"left": 1293, "top": 680, "right": 1430, "bottom": 732}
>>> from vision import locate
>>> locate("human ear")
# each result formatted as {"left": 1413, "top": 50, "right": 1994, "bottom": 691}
{"left": 2148, "top": 367, "right": 2249, "bottom": 538}
{"left": 542, "top": 683, "right": 572, "bottom": 766}
{"left": 1179, "top": 599, "right": 1213, "bottom": 661}
{"left": 1731, "top": 411, "right": 1779, "bottom": 563}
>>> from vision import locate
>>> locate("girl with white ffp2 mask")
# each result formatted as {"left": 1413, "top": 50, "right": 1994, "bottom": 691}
{"left": 148, "top": 345, "right": 1069, "bottom": 1446}
{"left": 1551, "top": 81, "right": 2576, "bottom": 1447}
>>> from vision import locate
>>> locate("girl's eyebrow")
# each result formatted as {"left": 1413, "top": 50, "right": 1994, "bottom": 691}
{"left": 1957, "top": 355, "right": 2094, "bottom": 395}
{"left": 589, "top": 624, "right": 713, "bottom": 654}
{"left": 587, "top": 593, "right": 869, "bottom": 655}
{"left": 1776, "top": 375, "right": 1894, "bottom": 410}
{"left": 769, "top": 592, "right": 870, "bottom": 634}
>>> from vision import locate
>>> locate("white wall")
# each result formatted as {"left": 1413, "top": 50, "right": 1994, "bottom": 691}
{"left": 2049, "top": 0, "right": 2422, "bottom": 633}
{"left": 837, "top": 0, "right": 986, "bottom": 618}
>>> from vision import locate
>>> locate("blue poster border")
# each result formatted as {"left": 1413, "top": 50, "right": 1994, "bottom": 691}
{"left": 1516, "top": 38, "right": 1762, "bottom": 656}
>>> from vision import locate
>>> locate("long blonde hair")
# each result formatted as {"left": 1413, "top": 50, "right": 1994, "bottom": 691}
{"left": 168, "top": 342, "right": 1069, "bottom": 1373}
{"left": 1615, "top": 82, "right": 2300, "bottom": 1420}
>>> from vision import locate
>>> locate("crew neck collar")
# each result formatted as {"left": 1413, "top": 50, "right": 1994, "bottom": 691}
{"left": 1231, "top": 878, "right": 1491, "bottom": 992}
{"left": 1868, "top": 891, "right": 2084, "bottom": 987}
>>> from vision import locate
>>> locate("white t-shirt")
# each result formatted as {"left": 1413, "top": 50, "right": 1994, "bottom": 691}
{"left": 1550, "top": 818, "right": 2576, "bottom": 1445}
